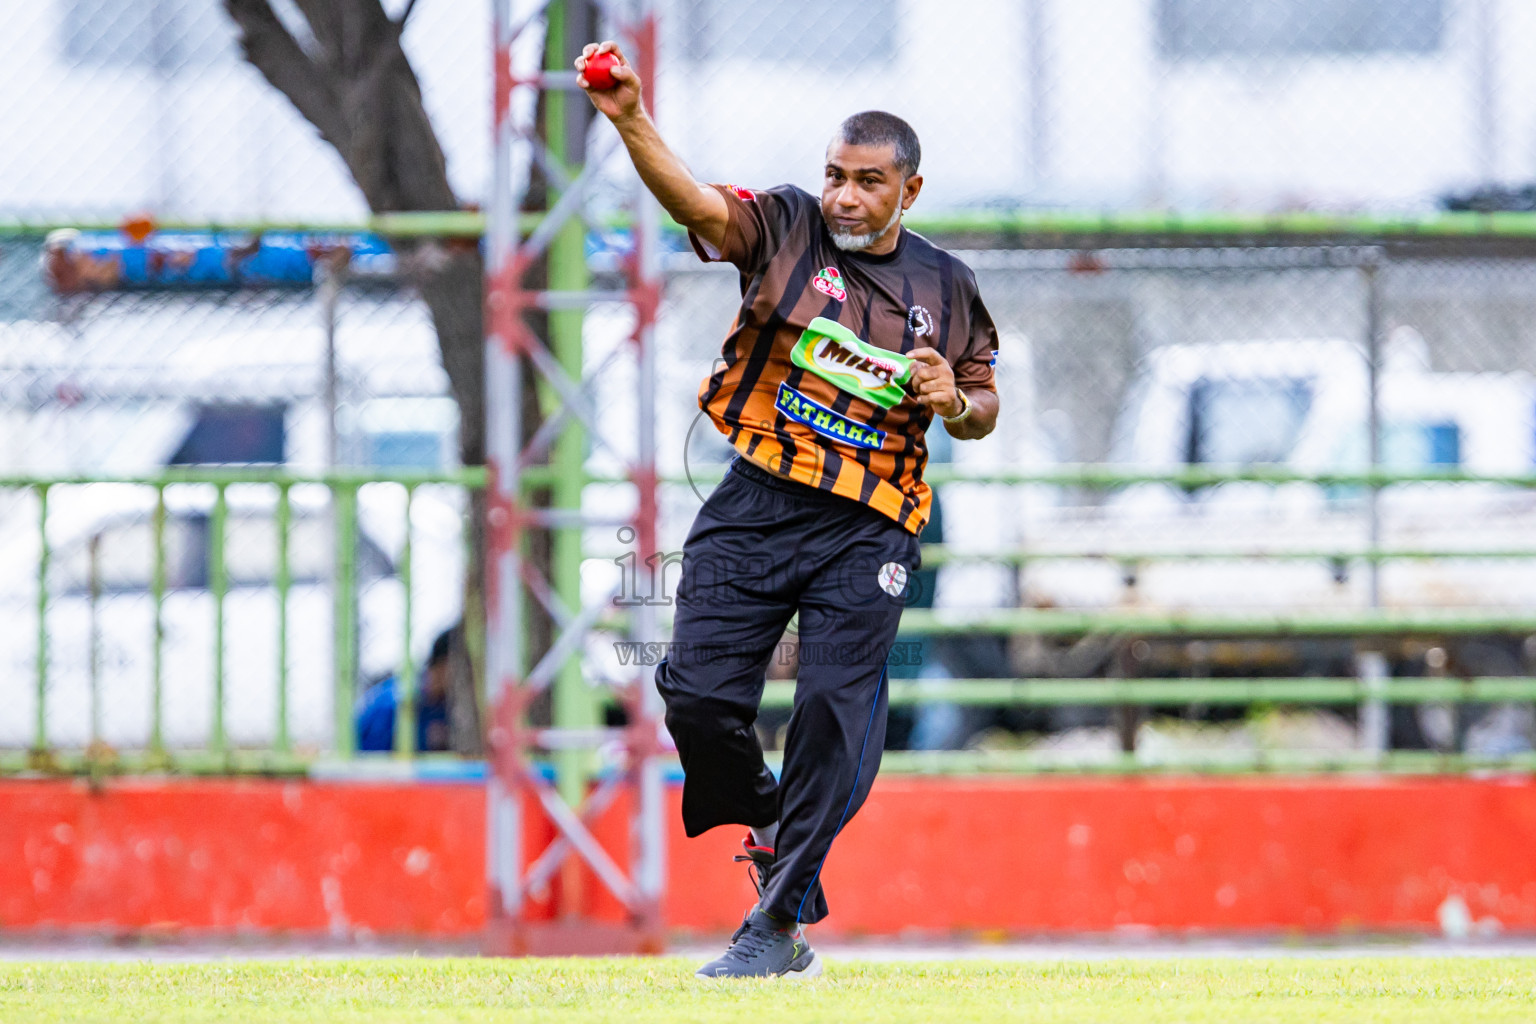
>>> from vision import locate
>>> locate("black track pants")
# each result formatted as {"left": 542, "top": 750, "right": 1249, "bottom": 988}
{"left": 654, "top": 456, "right": 919, "bottom": 925}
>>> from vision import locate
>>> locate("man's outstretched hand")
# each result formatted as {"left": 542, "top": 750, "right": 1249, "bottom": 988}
{"left": 576, "top": 41, "right": 643, "bottom": 123}
{"left": 574, "top": 40, "right": 727, "bottom": 251}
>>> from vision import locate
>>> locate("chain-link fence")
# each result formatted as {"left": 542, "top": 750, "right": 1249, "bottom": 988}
{"left": 656, "top": 244, "right": 1536, "bottom": 597}
{"left": 658, "top": 0, "right": 1518, "bottom": 213}
{"left": 642, "top": 242, "right": 1536, "bottom": 763}
{"left": 0, "top": 234, "right": 470, "bottom": 762}
{"left": 2, "top": 1, "right": 1529, "bottom": 222}
{"left": 0, "top": 0, "right": 488, "bottom": 223}
{"left": 7, "top": 0, "right": 1536, "bottom": 768}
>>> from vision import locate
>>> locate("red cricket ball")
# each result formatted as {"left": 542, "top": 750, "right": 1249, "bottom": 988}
{"left": 584, "top": 51, "right": 620, "bottom": 91}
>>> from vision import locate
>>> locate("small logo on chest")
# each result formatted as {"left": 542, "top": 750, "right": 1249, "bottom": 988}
{"left": 907, "top": 304, "right": 934, "bottom": 338}
{"left": 812, "top": 266, "right": 846, "bottom": 302}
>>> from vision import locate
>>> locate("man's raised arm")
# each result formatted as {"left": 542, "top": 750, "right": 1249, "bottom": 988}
{"left": 576, "top": 41, "right": 729, "bottom": 253}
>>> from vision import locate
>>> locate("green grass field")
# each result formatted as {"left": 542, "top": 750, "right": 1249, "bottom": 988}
{"left": 2, "top": 956, "right": 1534, "bottom": 1023}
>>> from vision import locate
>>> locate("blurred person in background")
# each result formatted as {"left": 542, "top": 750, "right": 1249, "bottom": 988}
{"left": 355, "top": 627, "right": 454, "bottom": 753}
{"left": 577, "top": 41, "right": 1000, "bottom": 979}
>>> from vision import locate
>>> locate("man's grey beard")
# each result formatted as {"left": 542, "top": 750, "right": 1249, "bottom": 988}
{"left": 829, "top": 194, "right": 905, "bottom": 252}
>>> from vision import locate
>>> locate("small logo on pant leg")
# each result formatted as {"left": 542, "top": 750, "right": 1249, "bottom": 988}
{"left": 877, "top": 562, "right": 908, "bottom": 597}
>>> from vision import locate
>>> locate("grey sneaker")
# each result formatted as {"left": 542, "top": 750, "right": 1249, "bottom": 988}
{"left": 694, "top": 907, "right": 822, "bottom": 980}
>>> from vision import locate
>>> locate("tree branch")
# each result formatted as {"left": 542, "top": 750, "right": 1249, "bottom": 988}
{"left": 222, "top": 0, "right": 351, "bottom": 153}
{"left": 271, "top": 0, "right": 453, "bottom": 212}
{"left": 291, "top": 0, "right": 397, "bottom": 79}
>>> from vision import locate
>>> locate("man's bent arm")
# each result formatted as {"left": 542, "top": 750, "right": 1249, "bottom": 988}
{"left": 577, "top": 41, "right": 729, "bottom": 252}
{"left": 612, "top": 110, "right": 730, "bottom": 251}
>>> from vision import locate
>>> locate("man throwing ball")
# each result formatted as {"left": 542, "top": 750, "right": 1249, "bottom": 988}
{"left": 578, "top": 41, "right": 1000, "bottom": 979}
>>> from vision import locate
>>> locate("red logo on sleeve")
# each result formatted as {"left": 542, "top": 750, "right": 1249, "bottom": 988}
{"left": 727, "top": 185, "right": 756, "bottom": 202}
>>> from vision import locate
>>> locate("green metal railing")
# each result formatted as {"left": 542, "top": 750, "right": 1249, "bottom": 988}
{"left": 14, "top": 209, "right": 1536, "bottom": 780}
{"left": 14, "top": 208, "right": 1536, "bottom": 242}
{"left": 762, "top": 677, "right": 1536, "bottom": 708}
{"left": 4, "top": 469, "right": 483, "bottom": 774}
{"left": 8, "top": 463, "right": 1536, "bottom": 775}
{"left": 521, "top": 462, "right": 1536, "bottom": 491}
{"left": 699, "top": 465, "right": 1536, "bottom": 774}
{"left": 759, "top": 677, "right": 1536, "bottom": 774}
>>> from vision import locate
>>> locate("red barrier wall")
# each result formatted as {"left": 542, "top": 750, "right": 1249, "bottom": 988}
{"left": 0, "top": 780, "right": 487, "bottom": 934}
{"left": 5, "top": 776, "right": 1536, "bottom": 936}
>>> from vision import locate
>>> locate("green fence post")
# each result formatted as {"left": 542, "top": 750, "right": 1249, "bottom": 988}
{"left": 275, "top": 483, "right": 291, "bottom": 755}
{"left": 210, "top": 484, "right": 228, "bottom": 756}
{"left": 334, "top": 484, "right": 358, "bottom": 758}
{"left": 463, "top": 486, "right": 486, "bottom": 729}
{"left": 395, "top": 485, "right": 416, "bottom": 759}
{"left": 545, "top": 0, "right": 597, "bottom": 810}
{"left": 33, "top": 484, "right": 49, "bottom": 755}
{"left": 88, "top": 533, "right": 102, "bottom": 751}
{"left": 151, "top": 485, "right": 167, "bottom": 757}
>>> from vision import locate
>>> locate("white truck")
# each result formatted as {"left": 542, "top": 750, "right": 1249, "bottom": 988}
{"left": 0, "top": 314, "right": 467, "bottom": 752}
{"left": 1014, "top": 331, "right": 1536, "bottom": 615}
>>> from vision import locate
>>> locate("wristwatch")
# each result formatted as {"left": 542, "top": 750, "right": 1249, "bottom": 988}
{"left": 941, "top": 388, "right": 973, "bottom": 423}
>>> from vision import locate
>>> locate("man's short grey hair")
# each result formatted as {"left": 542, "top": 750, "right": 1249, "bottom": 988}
{"left": 830, "top": 111, "right": 921, "bottom": 178}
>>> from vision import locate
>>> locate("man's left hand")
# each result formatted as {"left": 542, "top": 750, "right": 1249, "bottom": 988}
{"left": 908, "top": 348, "right": 964, "bottom": 419}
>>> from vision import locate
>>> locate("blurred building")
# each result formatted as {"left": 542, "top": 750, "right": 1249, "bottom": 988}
{"left": 0, "top": 0, "right": 489, "bottom": 222}
{"left": 0, "top": 0, "right": 1532, "bottom": 221}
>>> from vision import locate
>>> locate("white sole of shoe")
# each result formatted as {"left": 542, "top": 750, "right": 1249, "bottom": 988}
{"left": 784, "top": 952, "right": 823, "bottom": 980}
{"left": 692, "top": 953, "right": 823, "bottom": 982}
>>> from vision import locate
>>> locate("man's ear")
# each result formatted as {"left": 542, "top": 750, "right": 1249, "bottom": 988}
{"left": 902, "top": 174, "right": 924, "bottom": 211}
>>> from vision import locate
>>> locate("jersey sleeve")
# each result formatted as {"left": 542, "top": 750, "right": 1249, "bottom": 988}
{"left": 952, "top": 281, "right": 1000, "bottom": 393}
{"left": 689, "top": 183, "right": 802, "bottom": 275}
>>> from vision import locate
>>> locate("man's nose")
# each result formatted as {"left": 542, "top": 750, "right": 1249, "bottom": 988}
{"left": 836, "top": 182, "right": 859, "bottom": 207}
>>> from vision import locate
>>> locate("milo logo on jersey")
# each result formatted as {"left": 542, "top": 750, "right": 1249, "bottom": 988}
{"left": 812, "top": 266, "right": 847, "bottom": 301}
{"left": 776, "top": 383, "right": 886, "bottom": 450}
{"left": 789, "top": 316, "right": 915, "bottom": 409}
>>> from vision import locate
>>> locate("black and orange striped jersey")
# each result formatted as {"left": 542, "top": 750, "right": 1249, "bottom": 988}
{"left": 689, "top": 183, "right": 999, "bottom": 534}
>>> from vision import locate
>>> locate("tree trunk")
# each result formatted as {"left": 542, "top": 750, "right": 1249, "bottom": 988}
{"left": 223, "top": 0, "right": 563, "bottom": 753}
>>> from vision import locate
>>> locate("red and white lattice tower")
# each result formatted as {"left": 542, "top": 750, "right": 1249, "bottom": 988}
{"left": 484, "top": 0, "right": 665, "bottom": 954}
